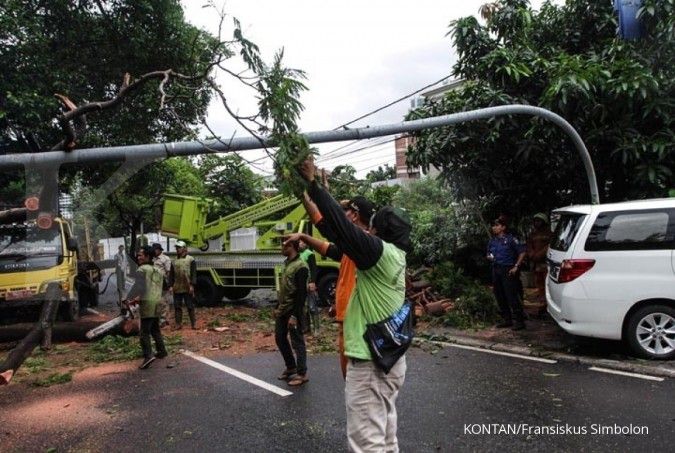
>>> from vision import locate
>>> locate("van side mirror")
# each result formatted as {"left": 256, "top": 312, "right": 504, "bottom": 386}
{"left": 67, "top": 237, "right": 79, "bottom": 252}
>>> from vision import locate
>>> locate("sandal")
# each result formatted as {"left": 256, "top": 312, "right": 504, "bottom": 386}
{"left": 287, "top": 374, "right": 309, "bottom": 386}
{"left": 277, "top": 368, "right": 297, "bottom": 380}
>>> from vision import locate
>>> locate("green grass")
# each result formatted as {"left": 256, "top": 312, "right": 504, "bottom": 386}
{"left": 225, "top": 312, "right": 253, "bottom": 323}
{"left": 24, "top": 356, "right": 51, "bottom": 374}
{"left": 87, "top": 334, "right": 184, "bottom": 363}
{"left": 32, "top": 371, "right": 72, "bottom": 387}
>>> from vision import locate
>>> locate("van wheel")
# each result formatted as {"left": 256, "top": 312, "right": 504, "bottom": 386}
{"left": 317, "top": 273, "right": 338, "bottom": 307}
{"left": 195, "top": 275, "right": 221, "bottom": 307}
{"left": 626, "top": 305, "right": 675, "bottom": 360}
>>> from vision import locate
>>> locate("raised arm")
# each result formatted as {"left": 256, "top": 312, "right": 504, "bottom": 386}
{"left": 303, "top": 177, "right": 382, "bottom": 270}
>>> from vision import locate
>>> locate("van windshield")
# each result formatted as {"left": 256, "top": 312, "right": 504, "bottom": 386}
{"left": 550, "top": 212, "right": 586, "bottom": 252}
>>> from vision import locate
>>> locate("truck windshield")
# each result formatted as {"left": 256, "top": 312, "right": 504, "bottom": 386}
{"left": 0, "top": 223, "right": 63, "bottom": 273}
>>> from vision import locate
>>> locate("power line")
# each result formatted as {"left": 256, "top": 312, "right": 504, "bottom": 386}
{"left": 333, "top": 74, "right": 452, "bottom": 130}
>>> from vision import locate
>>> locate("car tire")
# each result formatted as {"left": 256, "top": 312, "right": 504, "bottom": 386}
{"left": 626, "top": 304, "right": 675, "bottom": 360}
{"left": 195, "top": 275, "right": 221, "bottom": 307}
{"left": 317, "top": 272, "right": 338, "bottom": 307}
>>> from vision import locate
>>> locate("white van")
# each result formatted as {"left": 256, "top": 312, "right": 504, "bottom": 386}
{"left": 546, "top": 198, "right": 675, "bottom": 359}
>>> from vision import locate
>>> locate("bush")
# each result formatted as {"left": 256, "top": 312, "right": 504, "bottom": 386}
{"left": 428, "top": 261, "right": 500, "bottom": 329}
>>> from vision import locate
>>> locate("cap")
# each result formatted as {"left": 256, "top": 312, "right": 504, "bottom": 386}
{"left": 175, "top": 240, "right": 187, "bottom": 248}
{"left": 370, "top": 206, "right": 412, "bottom": 253}
{"left": 533, "top": 212, "right": 549, "bottom": 224}
{"left": 346, "top": 196, "right": 375, "bottom": 224}
{"left": 151, "top": 243, "right": 163, "bottom": 250}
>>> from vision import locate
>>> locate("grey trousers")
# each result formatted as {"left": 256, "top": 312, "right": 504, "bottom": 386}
{"left": 345, "top": 355, "right": 407, "bottom": 453}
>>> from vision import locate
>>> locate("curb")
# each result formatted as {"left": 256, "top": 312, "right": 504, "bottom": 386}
{"left": 415, "top": 335, "right": 675, "bottom": 379}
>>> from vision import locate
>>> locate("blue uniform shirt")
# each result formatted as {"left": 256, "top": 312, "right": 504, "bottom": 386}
{"left": 487, "top": 233, "right": 525, "bottom": 267}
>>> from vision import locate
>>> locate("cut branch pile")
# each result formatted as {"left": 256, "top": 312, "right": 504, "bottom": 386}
{"left": 406, "top": 268, "right": 453, "bottom": 317}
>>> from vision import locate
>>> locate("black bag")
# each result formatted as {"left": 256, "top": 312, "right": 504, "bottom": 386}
{"left": 363, "top": 299, "right": 415, "bottom": 374}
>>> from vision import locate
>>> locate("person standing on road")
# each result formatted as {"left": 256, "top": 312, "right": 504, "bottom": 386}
{"left": 115, "top": 244, "right": 129, "bottom": 304}
{"left": 127, "top": 245, "right": 168, "bottom": 370}
{"left": 287, "top": 195, "right": 375, "bottom": 379}
{"left": 275, "top": 239, "right": 309, "bottom": 387}
{"left": 487, "top": 218, "right": 527, "bottom": 330}
{"left": 526, "top": 212, "right": 552, "bottom": 310}
{"left": 170, "top": 240, "right": 197, "bottom": 330}
{"left": 298, "top": 239, "right": 319, "bottom": 334}
{"left": 297, "top": 158, "right": 411, "bottom": 453}
{"left": 152, "top": 243, "right": 172, "bottom": 328}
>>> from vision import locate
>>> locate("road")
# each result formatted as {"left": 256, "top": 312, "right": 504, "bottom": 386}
{"left": 1, "top": 341, "right": 672, "bottom": 452}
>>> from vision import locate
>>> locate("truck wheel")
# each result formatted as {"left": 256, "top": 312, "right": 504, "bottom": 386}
{"left": 195, "top": 275, "right": 221, "bottom": 307}
{"left": 317, "top": 273, "right": 338, "bottom": 307}
{"left": 60, "top": 299, "right": 80, "bottom": 322}
{"left": 626, "top": 304, "right": 675, "bottom": 360}
{"left": 222, "top": 287, "right": 251, "bottom": 301}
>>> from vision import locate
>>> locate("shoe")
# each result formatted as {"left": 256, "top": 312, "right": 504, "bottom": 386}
{"left": 277, "top": 368, "right": 297, "bottom": 380}
{"left": 512, "top": 322, "right": 526, "bottom": 331}
{"left": 496, "top": 321, "right": 513, "bottom": 328}
{"left": 139, "top": 356, "right": 156, "bottom": 370}
{"left": 287, "top": 374, "right": 309, "bottom": 386}
{"left": 155, "top": 352, "right": 168, "bottom": 359}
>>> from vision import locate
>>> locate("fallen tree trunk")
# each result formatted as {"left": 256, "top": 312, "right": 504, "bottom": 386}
{"left": 0, "top": 283, "right": 60, "bottom": 385}
{"left": 0, "top": 320, "right": 115, "bottom": 343}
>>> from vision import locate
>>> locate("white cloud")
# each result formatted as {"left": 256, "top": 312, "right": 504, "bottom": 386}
{"left": 182, "top": 0, "right": 548, "bottom": 176}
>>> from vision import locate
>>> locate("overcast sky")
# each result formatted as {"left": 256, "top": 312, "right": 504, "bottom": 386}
{"left": 182, "top": 0, "right": 547, "bottom": 177}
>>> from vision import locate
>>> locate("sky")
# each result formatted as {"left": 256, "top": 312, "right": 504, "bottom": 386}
{"left": 181, "top": 0, "right": 547, "bottom": 177}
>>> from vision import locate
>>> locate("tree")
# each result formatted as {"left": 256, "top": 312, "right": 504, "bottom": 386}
{"left": 196, "top": 154, "right": 264, "bottom": 220}
{"left": 366, "top": 164, "right": 396, "bottom": 183}
{"left": 407, "top": 0, "right": 674, "bottom": 220}
{"left": 1, "top": 0, "right": 306, "bottom": 247}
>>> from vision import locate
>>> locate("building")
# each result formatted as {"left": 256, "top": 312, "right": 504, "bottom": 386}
{"left": 394, "top": 78, "right": 465, "bottom": 180}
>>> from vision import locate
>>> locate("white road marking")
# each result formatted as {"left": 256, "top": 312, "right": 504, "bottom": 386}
{"left": 181, "top": 350, "right": 293, "bottom": 397}
{"left": 431, "top": 341, "right": 558, "bottom": 364}
{"left": 86, "top": 308, "right": 102, "bottom": 316}
{"left": 589, "top": 366, "right": 664, "bottom": 382}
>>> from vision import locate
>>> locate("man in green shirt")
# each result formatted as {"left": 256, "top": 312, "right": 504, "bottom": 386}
{"left": 298, "top": 158, "right": 411, "bottom": 452}
{"left": 170, "top": 240, "right": 197, "bottom": 330}
{"left": 275, "top": 239, "right": 309, "bottom": 386}
{"left": 127, "top": 245, "right": 168, "bottom": 370}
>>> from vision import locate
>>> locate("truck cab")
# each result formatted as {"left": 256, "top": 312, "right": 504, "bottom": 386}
{"left": 0, "top": 217, "right": 97, "bottom": 321}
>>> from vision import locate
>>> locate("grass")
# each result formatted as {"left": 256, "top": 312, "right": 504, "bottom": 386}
{"left": 24, "top": 356, "right": 51, "bottom": 374}
{"left": 31, "top": 371, "right": 72, "bottom": 387}
{"left": 225, "top": 312, "right": 253, "bottom": 323}
{"left": 87, "top": 334, "right": 184, "bottom": 363}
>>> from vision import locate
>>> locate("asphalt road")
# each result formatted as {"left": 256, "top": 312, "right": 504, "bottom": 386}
{"left": 2, "top": 343, "right": 673, "bottom": 452}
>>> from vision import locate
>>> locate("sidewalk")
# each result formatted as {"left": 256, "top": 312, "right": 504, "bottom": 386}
{"left": 418, "top": 306, "right": 675, "bottom": 379}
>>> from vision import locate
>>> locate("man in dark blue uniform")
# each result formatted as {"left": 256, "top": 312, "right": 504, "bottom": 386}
{"left": 487, "top": 218, "right": 527, "bottom": 330}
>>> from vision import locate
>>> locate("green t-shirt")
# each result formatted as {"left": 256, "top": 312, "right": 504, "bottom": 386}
{"left": 343, "top": 242, "right": 407, "bottom": 360}
{"left": 138, "top": 264, "right": 163, "bottom": 319}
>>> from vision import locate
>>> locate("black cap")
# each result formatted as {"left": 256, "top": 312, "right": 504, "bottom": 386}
{"left": 370, "top": 206, "right": 411, "bottom": 253}
{"left": 346, "top": 196, "right": 375, "bottom": 225}
{"left": 151, "top": 243, "right": 163, "bottom": 251}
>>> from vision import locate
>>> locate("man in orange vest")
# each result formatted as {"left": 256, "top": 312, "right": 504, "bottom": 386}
{"left": 286, "top": 194, "right": 374, "bottom": 378}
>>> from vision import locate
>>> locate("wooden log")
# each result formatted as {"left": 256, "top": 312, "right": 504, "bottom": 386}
{"left": 0, "top": 290, "right": 59, "bottom": 385}
{"left": 40, "top": 284, "right": 61, "bottom": 350}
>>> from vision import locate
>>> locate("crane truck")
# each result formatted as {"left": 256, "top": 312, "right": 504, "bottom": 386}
{"left": 161, "top": 193, "right": 339, "bottom": 306}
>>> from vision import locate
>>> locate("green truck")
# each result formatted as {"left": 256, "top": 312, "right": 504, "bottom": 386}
{"left": 161, "top": 194, "right": 339, "bottom": 306}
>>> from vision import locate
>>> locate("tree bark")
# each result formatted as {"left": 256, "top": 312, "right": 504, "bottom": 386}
{"left": 0, "top": 283, "right": 60, "bottom": 385}
{"left": 0, "top": 319, "right": 137, "bottom": 343}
